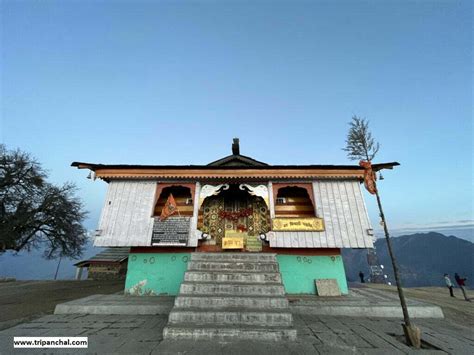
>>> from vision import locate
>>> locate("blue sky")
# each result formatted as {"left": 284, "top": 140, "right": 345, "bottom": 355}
{"left": 1, "top": 0, "right": 472, "bottom": 236}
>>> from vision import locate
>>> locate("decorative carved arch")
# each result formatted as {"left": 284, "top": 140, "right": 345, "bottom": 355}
{"left": 239, "top": 184, "right": 269, "bottom": 207}
{"left": 198, "top": 184, "right": 230, "bottom": 209}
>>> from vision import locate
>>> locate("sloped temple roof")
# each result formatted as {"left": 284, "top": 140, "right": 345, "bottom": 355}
{"left": 71, "top": 138, "right": 399, "bottom": 180}
{"left": 74, "top": 247, "right": 130, "bottom": 267}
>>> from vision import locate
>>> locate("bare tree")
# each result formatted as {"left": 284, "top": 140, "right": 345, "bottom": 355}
{"left": 0, "top": 144, "right": 88, "bottom": 259}
{"left": 343, "top": 116, "right": 421, "bottom": 348}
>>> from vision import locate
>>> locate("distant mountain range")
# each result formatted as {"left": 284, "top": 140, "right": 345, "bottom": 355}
{"left": 0, "top": 241, "right": 101, "bottom": 280}
{"left": 343, "top": 232, "right": 474, "bottom": 288}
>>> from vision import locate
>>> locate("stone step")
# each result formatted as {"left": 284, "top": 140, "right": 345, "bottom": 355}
{"left": 168, "top": 308, "right": 293, "bottom": 327}
{"left": 174, "top": 295, "right": 289, "bottom": 309}
{"left": 179, "top": 282, "right": 285, "bottom": 296}
{"left": 191, "top": 253, "right": 277, "bottom": 263}
{"left": 163, "top": 324, "right": 297, "bottom": 341}
{"left": 187, "top": 261, "right": 279, "bottom": 272}
{"left": 184, "top": 271, "right": 282, "bottom": 284}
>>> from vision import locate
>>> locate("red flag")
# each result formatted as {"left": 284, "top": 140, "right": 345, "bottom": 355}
{"left": 359, "top": 160, "right": 377, "bottom": 195}
{"left": 160, "top": 193, "right": 179, "bottom": 221}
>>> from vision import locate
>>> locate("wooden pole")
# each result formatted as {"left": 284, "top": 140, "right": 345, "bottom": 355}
{"left": 374, "top": 188, "right": 410, "bottom": 325}
{"left": 374, "top": 183, "right": 421, "bottom": 348}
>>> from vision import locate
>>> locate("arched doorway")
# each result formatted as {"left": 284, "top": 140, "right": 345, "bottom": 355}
{"left": 198, "top": 184, "right": 270, "bottom": 249}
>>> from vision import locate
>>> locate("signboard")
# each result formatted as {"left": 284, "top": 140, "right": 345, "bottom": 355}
{"left": 245, "top": 235, "right": 262, "bottom": 252}
{"left": 152, "top": 217, "right": 190, "bottom": 246}
{"left": 272, "top": 218, "right": 325, "bottom": 232}
{"left": 222, "top": 237, "right": 244, "bottom": 249}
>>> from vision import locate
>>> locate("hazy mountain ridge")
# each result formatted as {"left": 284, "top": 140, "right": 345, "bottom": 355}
{"left": 0, "top": 241, "right": 100, "bottom": 280}
{"left": 343, "top": 232, "right": 474, "bottom": 288}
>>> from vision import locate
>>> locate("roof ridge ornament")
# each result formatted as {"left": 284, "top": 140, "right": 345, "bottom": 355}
{"left": 232, "top": 138, "right": 240, "bottom": 155}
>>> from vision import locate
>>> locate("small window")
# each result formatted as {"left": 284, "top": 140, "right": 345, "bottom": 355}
{"left": 276, "top": 197, "right": 287, "bottom": 204}
{"left": 275, "top": 186, "right": 315, "bottom": 217}
{"left": 154, "top": 186, "right": 193, "bottom": 217}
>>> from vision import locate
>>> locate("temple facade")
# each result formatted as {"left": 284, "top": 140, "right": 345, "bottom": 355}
{"left": 72, "top": 139, "right": 397, "bottom": 296}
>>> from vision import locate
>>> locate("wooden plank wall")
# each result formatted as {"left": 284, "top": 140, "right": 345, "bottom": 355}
{"left": 274, "top": 196, "right": 315, "bottom": 217}
{"left": 269, "top": 180, "right": 374, "bottom": 249}
{"left": 95, "top": 181, "right": 156, "bottom": 247}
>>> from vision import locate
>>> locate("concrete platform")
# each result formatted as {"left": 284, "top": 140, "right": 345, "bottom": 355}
{"left": 54, "top": 294, "right": 174, "bottom": 315}
{"left": 288, "top": 287, "right": 445, "bottom": 318}
{"left": 54, "top": 287, "right": 444, "bottom": 319}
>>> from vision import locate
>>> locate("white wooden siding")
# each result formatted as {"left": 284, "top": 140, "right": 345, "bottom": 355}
{"left": 95, "top": 179, "right": 373, "bottom": 249}
{"left": 94, "top": 181, "right": 156, "bottom": 247}
{"left": 269, "top": 180, "right": 374, "bottom": 249}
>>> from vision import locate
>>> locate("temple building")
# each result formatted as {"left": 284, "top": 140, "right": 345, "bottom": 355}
{"left": 72, "top": 139, "right": 398, "bottom": 296}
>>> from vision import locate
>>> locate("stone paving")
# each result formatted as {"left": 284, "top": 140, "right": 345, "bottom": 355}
{"left": 1, "top": 312, "right": 473, "bottom": 354}
{"left": 289, "top": 287, "right": 444, "bottom": 318}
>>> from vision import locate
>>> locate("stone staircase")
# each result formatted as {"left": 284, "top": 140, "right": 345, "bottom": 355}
{"left": 163, "top": 252, "right": 297, "bottom": 341}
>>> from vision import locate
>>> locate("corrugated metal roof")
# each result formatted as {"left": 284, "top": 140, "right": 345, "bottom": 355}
{"left": 74, "top": 247, "right": 130, "bottom": 267}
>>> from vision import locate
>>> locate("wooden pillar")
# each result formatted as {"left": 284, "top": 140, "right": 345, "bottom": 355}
{"left": 312, "top": 181, "right": 319, "bottom": 218}
{"left": 192, "top": 182, "right": 201, "bottom": 229}
{"left": 189, "top": 181, "right": 201, "bottom": 247}
{"left": 267, "top": 181, "right": 275, "bottom": 219}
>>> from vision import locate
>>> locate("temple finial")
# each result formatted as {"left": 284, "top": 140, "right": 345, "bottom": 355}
{"left": 232, "top": 138, "right": 240, "bottom": 155}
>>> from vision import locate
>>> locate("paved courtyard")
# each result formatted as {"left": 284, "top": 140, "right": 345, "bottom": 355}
{"left": 1, "top": 312, "right": 473, "bottom": 354}
{"left": 1, "top": 284, "right": 472, "bottom": 354}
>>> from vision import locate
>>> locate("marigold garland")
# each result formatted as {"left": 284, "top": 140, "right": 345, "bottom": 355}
{"left": 218, "top": 208, "right": 253, "bottom": 222}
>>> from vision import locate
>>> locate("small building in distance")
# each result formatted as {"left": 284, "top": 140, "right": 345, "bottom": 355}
{"left": 74, "top": 247, "right": 130, "bottom": 280}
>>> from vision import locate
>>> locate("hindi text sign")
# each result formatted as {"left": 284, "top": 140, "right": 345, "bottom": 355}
{"left": 222, "top": 237, "right": 244, "bottom": 249}
{"left": 272, "top": 218, "right": 325, "bottom": 232}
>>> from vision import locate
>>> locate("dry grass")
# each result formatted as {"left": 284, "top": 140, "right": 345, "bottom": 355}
{"left": 0, "top": 280, "right": 124, "bottom": 330}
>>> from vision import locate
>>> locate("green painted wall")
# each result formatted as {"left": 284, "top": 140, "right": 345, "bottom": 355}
{"left": 125, "top": 253, "right": 190, "bottom": 296}
{"left": 277, "top": 254, "right": 348, "bottom": 294}
{"left": 125, "top": 252, "right": 347, "bottom": 296}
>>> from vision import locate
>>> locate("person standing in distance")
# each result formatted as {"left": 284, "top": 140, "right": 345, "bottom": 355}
{"left": 444, "top": 274, "right": 455, "bottom": 298}
{"left": 454, "top": 273, "right": 470, "bottom": 302}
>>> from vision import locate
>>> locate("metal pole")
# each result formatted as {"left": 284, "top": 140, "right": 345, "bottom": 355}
{"left": 54, "top": 257, "right": 62, "bottom": 280}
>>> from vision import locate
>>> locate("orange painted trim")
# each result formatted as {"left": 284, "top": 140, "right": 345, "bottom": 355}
{"left": 94, "top": 168, "right": 364, "bottom": 180}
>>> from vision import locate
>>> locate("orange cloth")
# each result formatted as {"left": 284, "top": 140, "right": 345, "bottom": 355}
{"left": 359, "top": 160, "right": 377, "bottom": 194}
{"left": 160, "top": 193, "right": 179, "bottom": 221}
